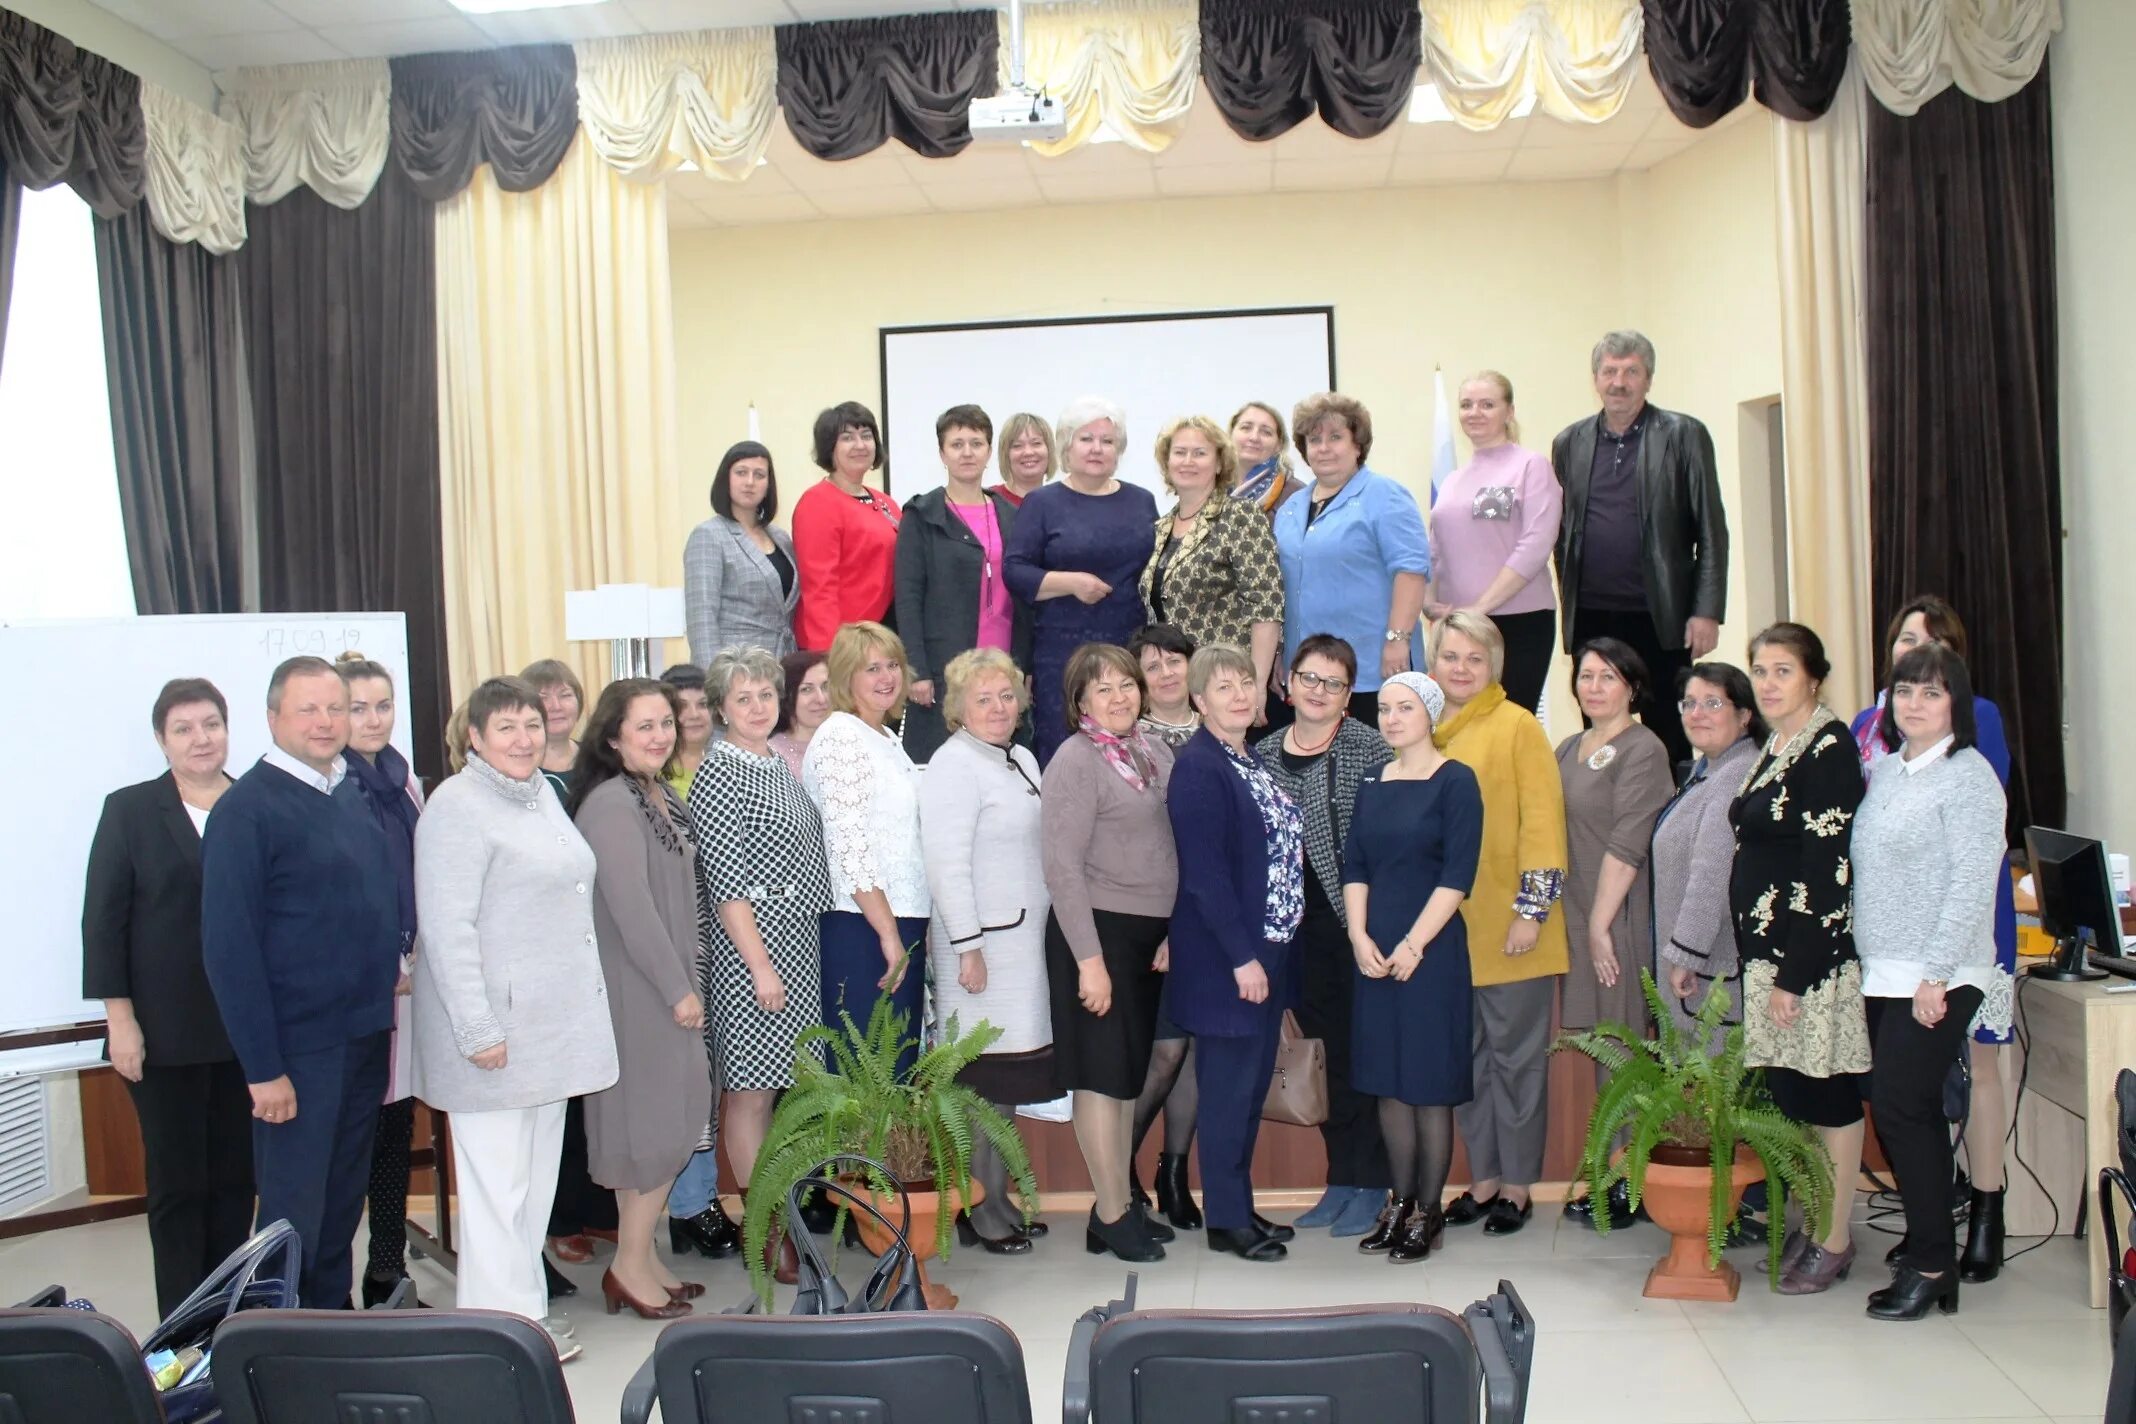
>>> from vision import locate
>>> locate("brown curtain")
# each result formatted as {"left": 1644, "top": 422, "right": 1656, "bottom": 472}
{"left": 1866, "top": 68, "right": 2063, "bottom": 829}
{"left": 1199, "top": 0, "right": 1421, "bottom": 141}
{"left": 0, "top": 9, "right": 145, "bottom": 217}
{"left": 389, "top": 46, "right": 579, "bottom": 203}
{"left": 239, "top": 165, "right": 449, "bottom": 777}
{"left": 1643, "top": 0, "right": 1852, "bottom": 128}
{"left": 94, "top": 199, "right": 249, "bottom": 615}
{"left": 775, "top": 11, "right": 997, "bottom": 160}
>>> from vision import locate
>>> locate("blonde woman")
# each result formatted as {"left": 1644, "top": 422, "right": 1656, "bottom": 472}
{"left": 991, "top": 411, "right": 1057, "bottom": 506}
{"left": 1229, "top": 400, "right": 1303, "bottom": 517}
{"left": 1137, "top": 416, "right": 1284, "bottom": 725}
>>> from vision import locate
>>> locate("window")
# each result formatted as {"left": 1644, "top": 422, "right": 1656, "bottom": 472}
{"left": 0, "top": 183, "right": 134, "bottom": 620}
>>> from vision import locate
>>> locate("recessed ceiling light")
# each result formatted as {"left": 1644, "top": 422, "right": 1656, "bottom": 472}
{"left": 1408, "top": 83, "right": 1536, "bottom": 125}
{"left": 447, "top": 0, "right": 611, "bottom": 15}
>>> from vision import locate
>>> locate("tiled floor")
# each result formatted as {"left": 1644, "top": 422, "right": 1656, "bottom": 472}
{"left": 0, "top": 1203, "right": 2114, "bottom": 1423}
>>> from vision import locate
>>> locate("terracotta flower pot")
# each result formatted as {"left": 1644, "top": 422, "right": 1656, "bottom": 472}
{"left": 1637, "top": 1144, "right": 1764, "bottom": 1302}
{"left": 843, "top": 1175, "right": 984, "bottom": 1311}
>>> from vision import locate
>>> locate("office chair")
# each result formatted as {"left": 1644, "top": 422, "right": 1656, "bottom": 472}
{"left": 2100, "top": 1069, "right": 2136, "bottom": 1335}
{"left": 1062, "top": 1277, "right": 1534, "bottom": 1424}
{"left": 210, "top": 1309, "right": 575, "bottom": 1424}
{"left": 621, "top": 1311, "right": 1033, "bottom": 1424}
{"left": 0, "top": 1302, "right": 165, "bottom": 1424}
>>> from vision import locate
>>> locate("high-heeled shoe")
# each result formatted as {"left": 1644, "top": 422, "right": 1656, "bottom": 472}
{"left": 1959, "top": 1187, "right": 2004, "bottom": 1283}
{"left": 1867, "top": 1265, "right": 1960, "bottom": 1320}
{"left": 668, "top": 1200, "right": 742, "bottom": 1258}
{"left": 1388, "top": 1205, "right": 1444, "bottom": 1264}
{"left": 1155, "top": 1153, "right": 1205, "bottom": 1230}
{"left": 956, "top": 1209, "right": 1033, "bottom": 1255}
{"left": 1883, "top": 1234, "right": 1911, "bottom": 1267}
{"left": 1207, "top": 1224, "right": 1286, "bottom": 1261}
{"left": 663, "top": 1280, "right": 706, "bottom": 1301}
{"left": 1086, "top": 1206, "right": 1165, "bottom": 1262}
{"left": 1359, "top": 1196, "right": 1415, "bottom": 1254}
{"left": 602, "top": 1270, "right": 692, "bottom": 1319}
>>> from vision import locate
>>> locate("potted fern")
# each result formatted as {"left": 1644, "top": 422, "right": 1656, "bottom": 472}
{"left": 742, "top": 992, "right": 1039, "bottom": 1308}
{"left": 1555, "top": 971, "right": 1834, "bottom": 1301}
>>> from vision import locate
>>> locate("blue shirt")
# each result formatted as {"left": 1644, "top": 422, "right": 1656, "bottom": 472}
{"left": 1272, "top": 467, "right": 1431, "bottom": 691}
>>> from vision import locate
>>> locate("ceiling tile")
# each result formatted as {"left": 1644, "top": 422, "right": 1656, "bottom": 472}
{"left": 463, "top": 5, "right": 646, "bottom": 45}
{"left": 1150, "top": 102, "right": 1259, "bottom": 167}
{"left": 1034, "top": 170, "right": 1159, "bottom": 204}
{"left": 694, "top": 192, "right": 824, "bottom": 226}
{"left": 665, "top": 196, "right": 718, "bottom": 228}
{"left": 807, "top": 185, "right": 938, "bottom": 218}
{"left": 1269, "top": 119, "right": 1397, "bottom": 164}
{"left": 921, "top": 175, "right": 1045, "bottom": 212}
{"left": 895, "top": 143, "right": 1032, "bottom": 183}
{"left": 777, "top": 144, "right": 913, "bottom": 190}
{"left": 1153, "top": 161, "right": 1274, "bottom": 197}
{"left": 1501, "top": 143, "right": 1637, "bottom": 181}
{"left": 1386, "top": 149, "right": 1513, "bottom": 185}
{"left": 97, "top": 0, "right": 295, "bottom": 41}
{"left": 621, "top": 0, "right": 795, "bottom": 28}
{"left": 313, "top": 16, "right": 493, "bottom": 58}
{"left": 1517, "top": 113, "right": 1645, "bottom": 149}
{"left": 268, "top": 0, "right": 455, "bottom": 24}
{"left": 1030, "top": 137, "right": 1156, "bottom": 175}
{"left": 676, "top": 162, "right": 791, "bottom": 196}
{"left": 190, "top": 30, "right": 349, "bottom": 69}
{"left": 1397, "top": 114, "right": 1527, "bottom": 155}
{"left": 1272, "top": 154, "right": 1393, "bottom": 192}
{"left": 1623, "top": 134, "right": 1701, "bottom": 171}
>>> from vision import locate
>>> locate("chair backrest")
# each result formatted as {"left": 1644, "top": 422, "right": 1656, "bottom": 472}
{"left": 210, "top": 1309, "right": 574, "bottom": 1424}
{"left": 643, "top": 1312, "right": 1031, "bottom": 1424}
{"left": 2111, "top": 1298, "right": 2136, "bottom": 1424}
{"left": 0, "top": 1309, "right": 163, "bottom": 1424}
{"left": 1085, "top": 1303, "right": 1488, "bottom": 1424}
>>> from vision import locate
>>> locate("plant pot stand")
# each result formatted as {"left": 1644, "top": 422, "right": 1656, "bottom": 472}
{"left": 1639, "top": 1146, "right": 1764, "bottom": 1302}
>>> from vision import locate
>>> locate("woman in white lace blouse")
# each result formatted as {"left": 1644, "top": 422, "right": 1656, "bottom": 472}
{"left": 801, "top": 621, "right": 932, "bottom": 1071}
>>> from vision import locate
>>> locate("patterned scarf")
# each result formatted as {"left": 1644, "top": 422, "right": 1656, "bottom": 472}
{"left": 1220, "top": 737, "right": 1305, "bottom": 942}
{"left": 1853, "top": 691, "right": 1894, "bottom": 773}
{"left": 1232, "top": 457, "right": 1288, "bottom": 512}
{"left": 1079, "top": 715, "right": 1159, "bottom": 791}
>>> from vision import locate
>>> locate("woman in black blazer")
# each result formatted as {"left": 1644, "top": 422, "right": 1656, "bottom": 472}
{"left": 81, "top": 677, "right": 254, "bottom": 1317}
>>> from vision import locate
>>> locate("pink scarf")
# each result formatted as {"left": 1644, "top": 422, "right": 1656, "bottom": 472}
{"left": 1078, "top": 715, "right": 1158, "bottom": 791}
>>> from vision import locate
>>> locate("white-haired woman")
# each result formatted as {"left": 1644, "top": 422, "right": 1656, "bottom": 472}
{"left": 1003, "top": 396, "right": 1160, "bottom": 766}
{"left": 921, "top": 647, "right": 1053, "bottom": 1250}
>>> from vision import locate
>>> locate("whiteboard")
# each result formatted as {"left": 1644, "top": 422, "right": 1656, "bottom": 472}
{"left": 879, "top": 308, "right": 1335, "bottom": 497}
{"left": 0, "top": 613, "right": 413, "bottom": 1038}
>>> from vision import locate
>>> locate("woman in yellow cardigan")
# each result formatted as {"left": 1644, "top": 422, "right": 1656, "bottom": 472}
{"left": 1428, "top": 611, "right": 1568, "bottom": 1235}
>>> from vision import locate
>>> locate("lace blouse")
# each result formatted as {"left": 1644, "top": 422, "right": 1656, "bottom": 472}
{"left": 801, "top": 711, "right": 932, "bottom": 918}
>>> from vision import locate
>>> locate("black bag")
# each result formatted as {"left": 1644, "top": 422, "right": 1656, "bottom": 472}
{"left": 784, "top": 1154, "right": 927, "bottom": 1316}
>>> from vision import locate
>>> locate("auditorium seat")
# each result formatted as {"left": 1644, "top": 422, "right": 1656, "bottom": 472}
{"left": 0, "top": 1300, "right": 165, "bottom": 1424}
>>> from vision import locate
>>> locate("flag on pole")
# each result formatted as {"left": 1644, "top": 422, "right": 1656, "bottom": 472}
{"left": 1430, "top": 366, "right": 1456, "bottom": 503}
{"left": 747, "top": 404, "right": 761, "bottom": 442}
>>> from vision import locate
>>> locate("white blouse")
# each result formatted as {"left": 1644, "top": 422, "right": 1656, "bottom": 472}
{"left": 802, "top": 711, "right": 932, "bottom": 919}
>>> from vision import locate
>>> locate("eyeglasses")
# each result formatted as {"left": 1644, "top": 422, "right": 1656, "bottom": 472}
{"left": 1293, "top": 671, "right": 1351, "bottom": 694}
{"left": 1677, "top": 697, "right": 1732, "bottom": 714}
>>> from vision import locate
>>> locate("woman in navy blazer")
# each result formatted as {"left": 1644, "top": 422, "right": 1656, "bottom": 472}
{"left": 1165, "top": 644, "right": 1305, "bottom": 1262}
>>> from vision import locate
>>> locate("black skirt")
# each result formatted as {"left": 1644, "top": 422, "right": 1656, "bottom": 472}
{"left": 1045, "top": 908, "right": 1169, "bottom": 1099}
{"left": 958, "top": 1046, "right": 1059, "bottom": 1107}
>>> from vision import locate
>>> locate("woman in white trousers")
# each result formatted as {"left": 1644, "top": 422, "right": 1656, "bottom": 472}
{"left": 413, "top": 676, "right": 619, "bottom": 1356}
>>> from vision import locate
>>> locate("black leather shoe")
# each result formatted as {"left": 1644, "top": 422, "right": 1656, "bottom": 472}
{"left": 1359, "top": 1196, "right": 1415, "bottom": 1253}
{"left": 1482, "top": 1196, "right": 1534, "bottom": 1236}
{"left": 1135, "top": 1201, "right": 1176, "bottom": 1243}
{"left": 1251, "top": 1212, "right": 1295, "bottom": 1243}
{"left": 956, "top": 1209, "right": 1034, "bottom": 1255}
{"left": 1207, "top": 1225, "right": 1286, "bottom": 1261}
{"left": 1959, "top": 1187, "right": 2004, "bottom": 1283}
{"left": 1130, "top": 1161, "right": 1152, "bottom": 1213}
{"left": 543, "top": 1254, "right": 578, "bottom": 1299}
{"left": 668, "top": 1203, "right": 741, "bottom": 1258}
{"left": 1442, "top": 1191, "right": 1496, "bottom": 1226}
{"left": 1562, "top": 1192, "right": 1597, "bottom": 1220}
{"left": 1883, "top": 1234, "right": 1911, "bottom": 1266}
{"left": 1725, "top": 1203, "right": 1769, "bottom": 1248}
{"left": 1867, "top": 1265, "right": 1960, "bottom": 1320}
{"left": 1156, "top": 1153, "right": 1205, "bottom": 1231}
{"left": 1388, "top": 1206, "right": 1444, "bottom": 1264}
{"left": 1087, "top": 1206, "right": 1165, "bottom": 1262}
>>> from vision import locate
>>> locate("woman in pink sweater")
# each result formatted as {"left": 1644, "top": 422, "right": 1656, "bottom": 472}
{"left": 1426, "top": 372, "right": 1563, "bottom": 714}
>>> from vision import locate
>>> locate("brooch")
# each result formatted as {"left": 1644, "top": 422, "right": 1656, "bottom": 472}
{"left": 1586, "top": 743, "right": 1618, "bottom": 771}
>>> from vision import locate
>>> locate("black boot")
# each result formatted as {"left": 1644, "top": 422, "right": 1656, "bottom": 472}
{"left": 1359, "top": 1196, "right": 1415, "bottom": 1254}
{"left": 1867, "top": 1265, "right": 1960, "bottom": 1320}
{"left": 1388, "top": 1206, "right": 1444, "bottom": 1264}
{"left": 1959, "top": 1187, "right": 2004, "bottom": 1283}
{"left": 1155, "top": 1153, "right": 1204, "bottom": 1231}
{"left": 669, "top": 1201, "right": 742, "bottom": 1258}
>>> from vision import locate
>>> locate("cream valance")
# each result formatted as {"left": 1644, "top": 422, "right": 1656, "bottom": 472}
{"left": 1422, "top": 0, "right": 1644, "bottom": 129}
{"left": 574, "top": 29, "right": 778, "bottom": 182}
{"left": 217, "top": 59, "right": 391, "bottom": 210}
{"left": 1003, "top": 0, "right": 1201, "bottom": 156}
{"left": 1853, "top": 0, "right": 2061, "bottom": 116}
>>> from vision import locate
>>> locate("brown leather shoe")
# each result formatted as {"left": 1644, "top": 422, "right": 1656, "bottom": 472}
{"left": 547, "top": 1234, "right": 595, "bottom": 1264}
{"left": 664, "top": 1280, "right": 706, "bottom": 1301}
{"left": 602, "top": 1269, "right": 691, "bottom": 1319}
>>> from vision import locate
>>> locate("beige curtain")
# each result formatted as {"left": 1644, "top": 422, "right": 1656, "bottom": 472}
{"left": 573, "top": 29, "right": 779, "bottom": 182}
{"left": 1002, "top": 0, "right": 1200, "bottom": 156}
{"left": 142, "top": 80, "right": 247, "bottom": 254}
{"left": 218, "top": 59, "right": 391, "bottom": 209}
{"left": 1773, "top": 58, "right": 1872, "bottom": 714}
{"left": 1422, "top": 0, "right": 1644, "bottom": 129}
{"left": 435, "top": 134, "right": 686, "bottom": 704}
{"left": 1854, "top": 0, "right": 2061, "bottom": 115}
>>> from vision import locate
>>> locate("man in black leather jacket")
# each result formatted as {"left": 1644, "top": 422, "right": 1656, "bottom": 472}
{"left": 1550, "top": 330, "right": 1729, "bottom": 770}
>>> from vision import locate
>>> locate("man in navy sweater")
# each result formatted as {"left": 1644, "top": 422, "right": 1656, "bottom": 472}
{"left": 202, "top": 656, "right": 401, "bottom": 1308}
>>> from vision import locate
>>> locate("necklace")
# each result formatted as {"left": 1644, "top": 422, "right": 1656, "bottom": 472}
{"left": 1288, "top": 718, "right": 1341, "bottom": 756}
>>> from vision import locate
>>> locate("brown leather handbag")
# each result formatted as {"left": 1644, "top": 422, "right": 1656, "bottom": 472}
{"left": 1262, "top": 1009, "right": 1328, "bottom": 1126}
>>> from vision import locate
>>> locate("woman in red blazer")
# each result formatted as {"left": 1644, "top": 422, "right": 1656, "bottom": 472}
{"left": 792, "top": 401, "right": 902, "bottom": 648}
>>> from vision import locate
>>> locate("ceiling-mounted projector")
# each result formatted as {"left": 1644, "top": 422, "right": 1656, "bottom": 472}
{"left": 971, "top": 85, "right": 1067, "bottom": 143}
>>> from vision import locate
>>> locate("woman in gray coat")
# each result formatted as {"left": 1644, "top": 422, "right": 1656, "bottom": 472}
{"left": 569, "top": 679, "right": 713, "bottom": 1322}
{"left": 684, "top": 441, "right": 799, "bottom": 665}
{"left": 413, "top": 676, "right": 618, "bottom": 1350}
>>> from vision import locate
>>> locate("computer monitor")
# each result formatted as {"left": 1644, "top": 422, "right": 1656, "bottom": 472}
{"left": 2026, "top": 826, "right": 2118, "bottom": 982}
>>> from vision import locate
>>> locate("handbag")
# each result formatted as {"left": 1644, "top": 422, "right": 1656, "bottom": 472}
{"left": 1262, "top": 1009, "right": 1328, "bottom": 1126}
{"left": 784, "top": 1154, "right": 928, "bottom": 1316}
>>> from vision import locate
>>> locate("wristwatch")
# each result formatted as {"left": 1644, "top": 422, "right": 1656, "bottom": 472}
{"left": 1383, "top": 628, "right": 1406, "bottom": 643}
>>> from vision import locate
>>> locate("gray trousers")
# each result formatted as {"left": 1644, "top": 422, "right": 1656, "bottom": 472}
{"left": 1454, "top": 976, "right": 1556, "bottom": 1188}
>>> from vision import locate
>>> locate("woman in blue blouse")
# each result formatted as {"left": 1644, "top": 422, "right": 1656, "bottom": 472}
{"left": 1004, "top": 396, "right": 1159, "bottom": 766}
{"left": 1272, "top": 393, "right": 1432, "bottom": 728}
{"left": 1849, "top": 595, "right": 2015, "bottom": 1283}
{"left": 1165, "top": 643, "right": 1305, "bottom": 1263}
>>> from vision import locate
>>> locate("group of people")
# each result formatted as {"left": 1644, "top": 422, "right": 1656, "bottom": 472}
{"left": 80, "top": 326, "right": 2014, "bottom": 1357}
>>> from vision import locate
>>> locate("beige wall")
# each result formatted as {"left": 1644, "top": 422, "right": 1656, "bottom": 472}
{"left": 2055, "top": 9, "right": 2136, "bottom": 856}
{"left": 672, "top": 121, "right": 1783, "bottom": 729}
{"left": 8, "top": 0, "right": 216, "bottom": 110}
